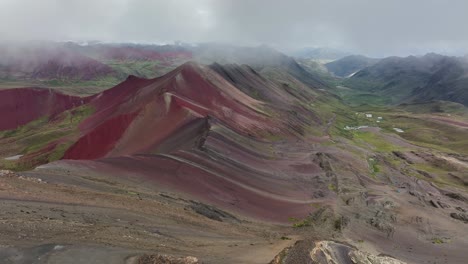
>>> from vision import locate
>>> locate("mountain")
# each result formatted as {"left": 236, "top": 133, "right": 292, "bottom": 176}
{"left": 192, "top": 43, "right": 329, "bottom": 89}
{"left": 0, "top": 88, "right": 88, "bottom": 130}
{"left": 325, "top": 55, "right": 380, "bottom": 77}
{"left": 1, "top": 57, "right": 468, "bottom": 262}
{"left": 344, "top": 53, "right": 468, "bottom": 105}
{"left": 411, "top": 56, "right": 468, "bottom": 104}
{"left": 0, "top": 42, "right": 330, "bottom": 94}
{"left": 0, "top": 61, "right": 332, "bottom": 221}
{"left": 0, "top": 42, "right": 192, "bottom": 93}
{"left": 292, "top": 47, "right": 351, "bottom": 61}
{"left": 67, "top": 42, "right": 192, "bottom": 76}
{"left": 0, "top": 45, "right": 116, "bottom": 81}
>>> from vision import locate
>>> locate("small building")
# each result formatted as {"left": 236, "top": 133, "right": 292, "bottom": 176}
{"left": 365, "top": 114, "right": 373, "bottom": 118}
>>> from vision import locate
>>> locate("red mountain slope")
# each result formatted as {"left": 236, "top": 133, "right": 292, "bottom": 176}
{"left": 64, "top": 62, "right": 274, "bottom": 159}
{"left": 1, "top": 62, "right": 331, "bottom": 222}
{"left": 0, "top": 88, "right": 88, "bottom": 130}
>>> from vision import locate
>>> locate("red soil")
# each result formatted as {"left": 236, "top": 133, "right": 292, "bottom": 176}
{"left": 68, "top": 62, "right": 274, "bottom": 159}
{"left": 95, "top": 156, "right": 317, "bottom": 222}
{"left": 63, "top": 111, "right": 139, "bottom": 160}
{"left": 0, "top": 88, "right": 89, "bottom": 131}
{"left": 2, "top": 61, "right": 325, "bottom": 222}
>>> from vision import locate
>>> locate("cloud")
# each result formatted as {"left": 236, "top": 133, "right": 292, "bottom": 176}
{"left": 1, "top": 0, "right": 467, "bottom": 56}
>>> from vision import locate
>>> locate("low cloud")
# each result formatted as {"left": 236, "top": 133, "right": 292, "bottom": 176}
{"left": 1, "top": 0, "right": 467, "bottom": 56}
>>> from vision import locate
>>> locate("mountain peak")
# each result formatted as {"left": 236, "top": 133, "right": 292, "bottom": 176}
{"left": 177, "top": 60, "right": 202, "bottom": 70}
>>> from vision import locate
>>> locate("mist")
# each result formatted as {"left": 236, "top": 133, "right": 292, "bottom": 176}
{"left": 1, "top": 0, "right": 468, "bottom": 57}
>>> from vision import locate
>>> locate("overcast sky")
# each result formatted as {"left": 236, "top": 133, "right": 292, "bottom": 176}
{"left": 1, "top": 0, "right": 467, "bottom": 57}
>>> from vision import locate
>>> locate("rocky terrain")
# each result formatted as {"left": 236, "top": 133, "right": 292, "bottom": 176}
{"left": 0, "top": 45, "right": 467, "bottom": 263}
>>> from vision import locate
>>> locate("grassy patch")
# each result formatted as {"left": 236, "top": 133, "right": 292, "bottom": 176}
{"left": 114, "top": 189, "right": 140, "bottom": 196}
{"left": 352, "top": 131, "right": 396, "bottom": 152}
{"left": 368, "top": 158, "right": 380, "bottom": 178}
{"left": 288, "top": 217, "right": 312, "bottom": 228}
{"left": 328, "top": 183, "right": 337, "bottom": 192}
{"left": 380, "top": 114, "right": 468, "bottom": 155}
{"left": 48, "top": 142, "right": 74, "bottom": 162}
{"left": 0, "top": 105, "right": 94, "bottom": 170}
{"left": 431, "top": 237, "right": 447, "bottom": 244}
{"left": 292, "top": 218, "right": 312, "bottom": 228}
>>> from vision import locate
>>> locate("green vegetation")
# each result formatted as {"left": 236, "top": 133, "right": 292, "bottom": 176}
{"left": 309, "top": 203, "right": 322, "bottom": 208}
{"left": 105, "top": 60, "right": 167, "bottom": 79}
{"left": 114, "top": 188, "right": 140, "bottom": 196}
{"left": 0, "top": 57, "right": 186, "bottom": 95}
{"left": 48, "top": 142, "right": 74, "bottom": 162}
{"left": 379, "top": 114, "right": 468, "bottom": 155}
{"left": 399, "top": 101, "right": 468, "bottom": 116}
{"left": 352, "top": 131, "right": 396, "bottom": 152}
{"left": 368, "top": 158, "right": 380, "bottom": 177}
{"left": 431, "top": 237, "right": 445, "bottom": 244}
{"left": 333, "top": 88, "right": 392, "bottom": 106}
{"left": 328, "top": 183, "right": 337, "bottom": 192}
{"left": 292, "top": 218, "right": 312, "bottom": 228}
{"left": 319, "top": 80, "right": 468, "bottom": 191}
{"left": 288, "top": 216, "right": 312, "bottom": 228}
{"left": 0, "top": 105, "right": 94, "bottom": 171}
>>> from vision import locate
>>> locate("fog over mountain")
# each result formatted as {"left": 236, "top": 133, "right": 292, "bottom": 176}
{"left": 1, "top": 0, "right": 468, "bottom": 57}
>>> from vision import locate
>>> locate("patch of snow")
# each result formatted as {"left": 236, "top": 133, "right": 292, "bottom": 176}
{"left": 365, "top": 114, "right": 373, "bottom": 118}
{"left": 344, "top": 125, "right": 369, "bottom": 130}
{"left": 4, "top": 155, "right": 23, "bottom": 161}
{"left": 393, "top": 128, "right": 404, "bottom": 133}
{"left": 53, "top": 245, "right": 65, "bottom": 250}
{"left": 347, "top": 71, "right": 359, "bottom": 78}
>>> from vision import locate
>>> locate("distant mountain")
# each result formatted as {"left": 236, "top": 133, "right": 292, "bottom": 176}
{"left": 344, "top": 53, "right": 468, "bottom": 106}
{"left": 0, "top": 88, "right": 88, "bottom": 130}
{"left": 325, "top": 55, "right": 380, "bottom": 77}
{"left": 192, "top": 43, "right": 328, "bottom": 89}
{"left": 292, "top": 47, "right": 351, "bottom": 61}
{"left": 0, "top": 42, "right": 192, "bottom": 92}
{"left": 0, "top": 42, "right": 329, "bottom": 92}
{"left": 0, "top": 45, "right": 116, "bottom": 81}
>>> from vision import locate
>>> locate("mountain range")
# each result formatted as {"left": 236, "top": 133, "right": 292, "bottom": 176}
{"left": 325, "top": 55, "right": 381, "bottom": 77}
{"left": 292, "top": 47, "right": 351, "bottom": 61}
{"left": 338, "top": 53, "right": 468, "bottom": 106}
{"left": 0, "top": 42, "right": 467, "bottom": 263}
